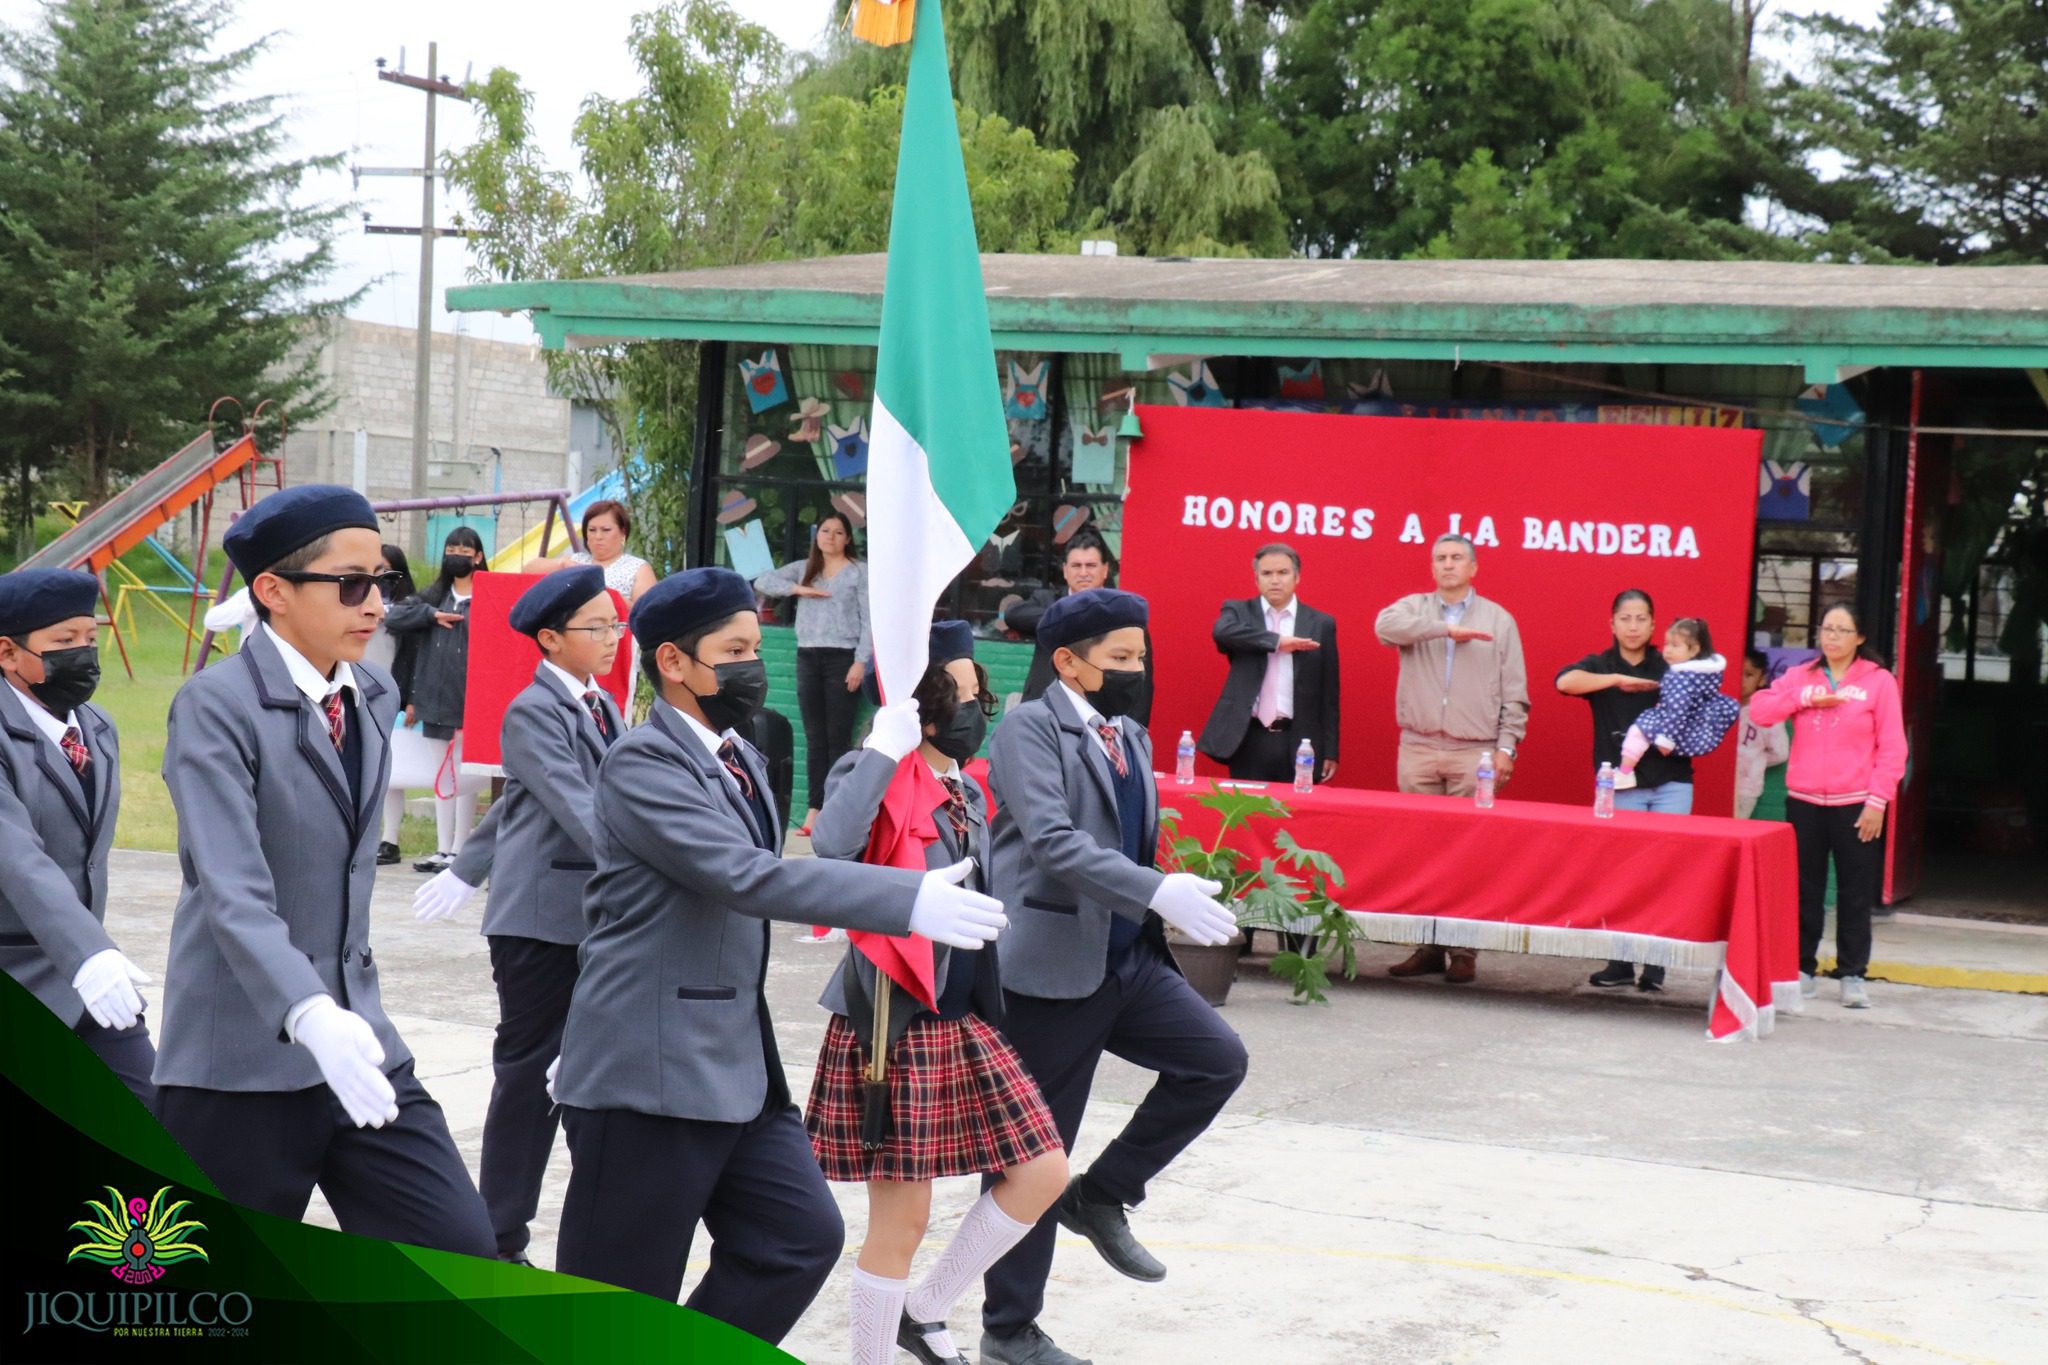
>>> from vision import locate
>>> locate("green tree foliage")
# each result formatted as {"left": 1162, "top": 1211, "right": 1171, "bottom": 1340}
{"left": 0, "top": 0, "right": 354, "bottom": 532}
{"left": 445, "top": 0, "right": 1076, "bottom": 570}
{"left": 1770, "top": 0, "right": 2048, "bottom": 263}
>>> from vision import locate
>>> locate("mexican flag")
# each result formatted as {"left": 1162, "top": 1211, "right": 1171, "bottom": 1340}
{"left": 853, "top": 0, "right": 1014, "bottom": 1009}
{"left": 864, "top": 0, "right": 1014, "bottom": 703}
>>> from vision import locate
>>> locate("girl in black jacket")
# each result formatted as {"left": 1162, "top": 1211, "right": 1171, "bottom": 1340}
{"left": 384, "top": 527, "right": 488, "bottom": 872}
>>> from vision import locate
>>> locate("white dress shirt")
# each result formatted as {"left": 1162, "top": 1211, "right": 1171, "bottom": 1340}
{"left": 540, "top": 659, "right": 597, "bottom": 705}
{"left": 1256, "top": 596, "right": 1297, "bottom": 727}
{"left": 16, "top": 687, "right": 79, "bottom": 749}
{"left": 261, "top": 623, "right": 360, "bottom": 705}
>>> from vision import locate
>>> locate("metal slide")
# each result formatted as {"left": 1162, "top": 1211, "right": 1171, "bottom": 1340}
{"left": 18, "top": 431, "right": 263, "bottom": 574}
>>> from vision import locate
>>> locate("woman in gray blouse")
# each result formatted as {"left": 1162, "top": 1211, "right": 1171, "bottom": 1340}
{"left": 753, "top": 511, "right": 873, "bottom": 830}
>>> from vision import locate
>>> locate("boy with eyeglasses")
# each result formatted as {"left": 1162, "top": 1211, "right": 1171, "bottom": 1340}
{"left": 412, "top": 565, "right": 625, "bottom": 1264}
{"left": 153, "top": 485, "right": 493, "bottom": 1256}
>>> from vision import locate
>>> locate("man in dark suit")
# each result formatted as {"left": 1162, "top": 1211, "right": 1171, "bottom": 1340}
{"left": 1007, "top": 529, "right": 1154, "bottom": 725}
{"left": 1199, "top": 543, "right": 1341, "bottom": 784}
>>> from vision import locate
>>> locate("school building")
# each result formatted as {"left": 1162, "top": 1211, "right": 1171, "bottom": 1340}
{"left": 450, "top": 256, "right": 2048, "bottom": 914}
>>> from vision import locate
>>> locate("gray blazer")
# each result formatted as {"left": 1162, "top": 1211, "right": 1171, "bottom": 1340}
{"left": 154, "top": 631, "right": 407, "bottom": 1092}
{"left": 810, "top": 748, "right": 1003, "bottom": 1024}
{"left": 0, "top": 685, "right": 120, "bottom": 1025}
{"left": 448, "top": 668, "right": 620, "bottom": 945}
{"left": 555, "top": 704, "right": 923, "bottom": 1123}
{"left": 987, "top": 692, "right": 1166, "bottom": 1000}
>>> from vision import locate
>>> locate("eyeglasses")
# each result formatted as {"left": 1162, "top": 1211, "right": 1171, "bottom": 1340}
{"left": 1818, "top": 625, "right": 1859, "bottom": 637}
{"left": 272, "top": 570, "right": 409, "bottom": 607}
{"left": 557, "top": 622, "right": 629, "bottom": 639}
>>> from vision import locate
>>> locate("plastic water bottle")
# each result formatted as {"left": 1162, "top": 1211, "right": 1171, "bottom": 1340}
{"left": 1294, "top": 739, "right": 1315, "bottom": 793}
{"left": 1175, "top": 730, "right": 1196, "bottom": 785}
{"left": 1595, "top": 762, "right": 1616, "bottom": 819}
{"left": 1474, "top": 750, "right": 1496, "bottom": 809}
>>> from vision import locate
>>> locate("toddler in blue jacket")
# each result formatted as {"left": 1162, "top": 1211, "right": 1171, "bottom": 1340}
{"left": 1616, "top": 617, "right": 1740, "bottom": 790}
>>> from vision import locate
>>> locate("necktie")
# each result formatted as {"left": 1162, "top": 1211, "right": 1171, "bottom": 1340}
{"left": 322, "top": 691, "right": 346, "bottom": 753}
{"left": 940, "top": 775, "right": 971, "bottom": 843}
{"left": 60, "top": 726, "right": 90, "bottom": 776}
{"left": 716, "top": 738, "right": 756, "bottom": 801}
{"left": 1096, "top": 722, "right": 1129, "bottom": 778}
{"left": 583, "top": 690, "right": 611, "bottom": 743}
{"left": 1256, "top": 607, "right": 1289, "bottom": 727}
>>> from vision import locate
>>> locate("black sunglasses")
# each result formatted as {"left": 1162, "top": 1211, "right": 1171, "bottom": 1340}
{"left": 271, "top": 570, "right": 409, "bottom": 607}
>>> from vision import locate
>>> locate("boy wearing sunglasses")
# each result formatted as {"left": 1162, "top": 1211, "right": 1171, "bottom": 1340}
{"left": 413, "top": 565, "right": 624, "bottom": 1265}
{"left": 153, "top": 485, "right": 493, "bottom": 1257}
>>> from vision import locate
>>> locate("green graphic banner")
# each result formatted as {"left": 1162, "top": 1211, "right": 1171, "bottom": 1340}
{"left": 0, "top": 976, "right": 796, "bottom": 1361}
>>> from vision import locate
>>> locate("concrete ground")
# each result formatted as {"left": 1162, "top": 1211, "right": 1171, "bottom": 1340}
{"left": 103, "top": 848, "right": 2047, "bottom": 1365}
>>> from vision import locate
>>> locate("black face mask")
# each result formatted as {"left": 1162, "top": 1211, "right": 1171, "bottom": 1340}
{"left": 688, "top": 657, "right": 769, "bottom": 733}
{"left": 930, "top": 701, "right": 988, "bottom": 762}
{"left": 21, "top": 644, "right": 101, "bottom": 715}
{"left": 1083, "top": 663, "right": 1145, "bottom": 719}
{"left": 442, "top": 554, "right": 477, "bottom": 580}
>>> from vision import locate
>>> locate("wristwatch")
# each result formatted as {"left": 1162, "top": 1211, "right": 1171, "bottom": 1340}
{"left": 1497, "top": 745, "right": 1517, "bottom": 759}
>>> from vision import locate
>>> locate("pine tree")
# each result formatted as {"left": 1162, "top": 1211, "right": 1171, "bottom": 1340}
{"left": 0, "top": 0, "right": 356, "bottom": 530}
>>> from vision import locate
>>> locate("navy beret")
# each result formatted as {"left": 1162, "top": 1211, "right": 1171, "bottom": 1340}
{"left": 930, "top": 619, "right": 975, "bottom": 665}
{"left": 224, "top": 485, "right": 378, "bottom": 582}
{"left": 629, "top": 567, "right": 756, "bottom": 648}
{"left": 1037, "top": 587, "right": 1148, "bottom": 653}
{"left": 0, "top": 568, "right": 100, "bottom": 641}
{"left": 509, "top": 565, "right": 609, "bottom": 638}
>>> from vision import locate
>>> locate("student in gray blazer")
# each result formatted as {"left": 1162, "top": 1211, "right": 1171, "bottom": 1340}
{"left": 0, "top": 569, "right": 155, "bottom": 1105}
{"left": 550, "top": 568, "right": 1008, "bottom": 1346}
{"left": 151, "top": 485, "right": 493, "bottom": 1259}
{"left": 979, "top": 588, "right": 1246, "bottom": 1365}
{"left": 804, "top": 621, "right": 1067, "bottom": 1365}
{"left": 413, "top": 565, "right": 625, "bottom": 1265}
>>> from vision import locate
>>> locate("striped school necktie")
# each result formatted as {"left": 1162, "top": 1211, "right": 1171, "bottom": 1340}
{"left": 322, "top": 691, "right": 346, "bottom": 752}
{"left": 60, "top": 726, "right": 90, "bottom": 776}
{"left": 1095, "top": 722, "right": 1129, "bottom": 778}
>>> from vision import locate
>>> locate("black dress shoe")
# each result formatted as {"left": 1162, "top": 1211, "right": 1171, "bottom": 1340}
{"left": 898, "top": 1308, "right": 970, "bottom": 1365}
{"left": 1055, "top": 1175, "right": 1165, "bottom": 1282}
{"left": 1588, "top": 962, "right": 1636, "bottom": 988}
{"left": 1637, "top": 965, "right": 1666, "bottom": 992}
{"left": 497, "top": 1251, "right": 533, "bottom": 1266}
{"left": 376, "top": 841, "right": 401, "bottom": 866}
{"left": 981, "top": 1322, "right": 1093, "bottom": 1365}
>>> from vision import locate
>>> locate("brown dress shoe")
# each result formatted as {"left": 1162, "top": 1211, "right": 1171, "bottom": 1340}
{"left": 1388, "top": 946, "right": 1447, "bottom": 977}
{"left": 1444, "top": 950, "right": 1478, "bottom": 984}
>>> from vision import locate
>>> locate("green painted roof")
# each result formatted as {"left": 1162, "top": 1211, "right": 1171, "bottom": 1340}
{"left": 448, "top": 254, "right": 2048, "bottom": 382}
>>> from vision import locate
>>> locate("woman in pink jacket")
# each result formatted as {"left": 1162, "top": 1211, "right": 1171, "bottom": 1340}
{"left": 1748, "top": 603, "right": 1907, "bottom": 1009}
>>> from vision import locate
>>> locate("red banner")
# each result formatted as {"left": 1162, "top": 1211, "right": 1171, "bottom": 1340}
{"left": 461, "top": 570, "right": 634, "bottom": 767}
{"left": 1120, "top": 407, "right": 1763, "bottom": 813}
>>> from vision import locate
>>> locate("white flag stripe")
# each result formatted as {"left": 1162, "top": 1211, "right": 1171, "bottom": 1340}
{"left": 866, "top": 394, "right": 976, "bottom": 703}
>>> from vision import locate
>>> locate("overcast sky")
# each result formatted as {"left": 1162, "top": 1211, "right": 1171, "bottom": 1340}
{"left": 2, "top": 0, "right": 1887, "bottom": 346}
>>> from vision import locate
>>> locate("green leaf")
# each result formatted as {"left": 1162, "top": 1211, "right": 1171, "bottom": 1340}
{"left": 1274, "top": 830, "right": 1345, "bottom": 888}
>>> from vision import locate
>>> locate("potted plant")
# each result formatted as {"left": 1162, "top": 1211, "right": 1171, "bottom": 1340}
{"left": 1159, "top": 784, "right": 1360, "bottom": 1005}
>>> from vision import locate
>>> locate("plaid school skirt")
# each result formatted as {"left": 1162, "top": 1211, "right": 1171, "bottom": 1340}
{"left": 806, "top": 1012, "right": 1063, "bottom": 1183}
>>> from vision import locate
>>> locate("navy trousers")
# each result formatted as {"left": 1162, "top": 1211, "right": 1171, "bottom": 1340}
{"left": 77, "top": 1013, "right": 158, "bottom": 1110}
{"left": 480, "top": 935, "right": 579, "bottom": 1257}
{"left": 156, "top": 1059, "right": 494, "bottom": 1258}
{"left": 556, "top": 1102, "right": 841, "bottom": 1345}
{"left": 982, "top": 940, "right": 1248, "bottom": 1336}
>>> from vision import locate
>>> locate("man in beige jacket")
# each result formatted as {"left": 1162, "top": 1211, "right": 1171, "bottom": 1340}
{"left": 1373, "top": 533, "right": 1530, "bottom": 983}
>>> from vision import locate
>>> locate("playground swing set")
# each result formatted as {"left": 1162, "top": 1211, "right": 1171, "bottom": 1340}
{"left": 18, "top": 398, "right": 585, "bottom": 677}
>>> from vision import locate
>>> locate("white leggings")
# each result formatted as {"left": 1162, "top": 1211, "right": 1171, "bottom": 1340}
{"left": 387, "top": 731, "right": 483, "bottom": 855}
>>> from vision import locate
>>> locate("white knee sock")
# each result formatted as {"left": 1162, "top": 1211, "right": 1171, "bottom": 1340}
{"left": 905, "top": 1192, "right": 1035, "bottom": 1356}
{"left": 381, "top": 789, "right": 404, "bottom": 844}
{"left": 849, "top": 1266, "right": 908, "bottom": 1365}
{"left": 447, "top": 787, "right": 477, "bottom": 853}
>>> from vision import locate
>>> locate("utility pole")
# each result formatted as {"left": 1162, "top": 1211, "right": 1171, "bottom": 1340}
{"left": 366, "top": 44, "right": 474, "bottom": 547}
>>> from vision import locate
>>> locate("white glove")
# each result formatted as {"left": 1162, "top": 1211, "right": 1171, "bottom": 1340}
{"left": 545, "top": 1055, "right": 560, "bottom": 1103}
{"left": 1148, "top": 873, "right": 1238, "bottom": 946}
{"left": 863, "top": 699, "right": 924, "bottom": 762}
{"left": 71, "top": 949, "right": 150, "bottom": 1031}
{"left": 907, "top": 859, "right": 1007, "bottom": 950}
{"left": 413, "top": 868, "right": 479, "bottom": 923}
{"left": 293, "top": 997, "right": 399, "bottom": 1128}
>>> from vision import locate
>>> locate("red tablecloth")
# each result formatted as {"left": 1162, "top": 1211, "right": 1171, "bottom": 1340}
{"left": 1157, "top": 778, "right": 1801, "bottom": 1042}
